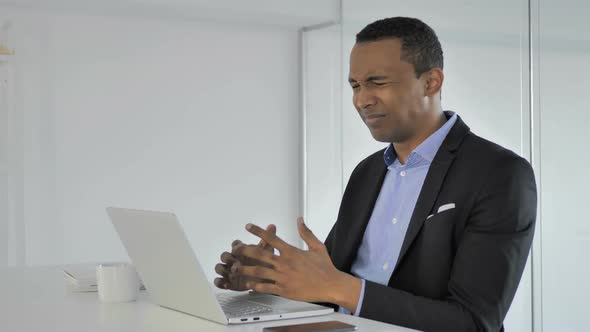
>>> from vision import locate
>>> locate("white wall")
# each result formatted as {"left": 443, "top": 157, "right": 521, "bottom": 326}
{"left": 1, "top": 56, "right": 20, "bottom": 267}
{"left": 0, "top": 7, "right": 303, "bottom": 281}
{"left": 0, "top": 40, "right": 24, "bottom": 268}
{"left": 0, "top": 62, "right": 6, "bottom": 266}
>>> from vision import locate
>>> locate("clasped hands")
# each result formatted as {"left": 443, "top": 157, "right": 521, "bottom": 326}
{"left": 213, "top": 217, "right": 361, "bottom": 312}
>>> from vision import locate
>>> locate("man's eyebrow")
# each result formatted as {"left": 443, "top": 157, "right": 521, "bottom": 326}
{"left": 348, "top": 76, "right": 391, "bottom": 84}
{"left": 366, "top": 76, "right": 389, "bottom": 81}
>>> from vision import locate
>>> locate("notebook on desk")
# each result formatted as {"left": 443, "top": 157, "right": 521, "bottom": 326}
{"left": 63, "top": 263, "right": 145, "bottom": 292}
{"left": 63, "top": 264, "right": 98, "bottom": 292}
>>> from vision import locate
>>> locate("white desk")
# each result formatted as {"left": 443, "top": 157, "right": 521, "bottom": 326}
{"left": 1, "top": 267, "right": 418, "bottom": 332}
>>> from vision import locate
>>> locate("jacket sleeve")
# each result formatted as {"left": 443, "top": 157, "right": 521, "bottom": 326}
{"left": 359, "top": 156, "right": 537, "bottom": 332}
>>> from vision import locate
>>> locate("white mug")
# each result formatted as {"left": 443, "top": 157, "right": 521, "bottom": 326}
{"left": 96, "top": 263, "right": 140, "bottom": 303}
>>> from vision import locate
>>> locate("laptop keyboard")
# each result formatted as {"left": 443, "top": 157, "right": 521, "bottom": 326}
{"left": 217, "top": 294, "right": 273, "bottom": 317}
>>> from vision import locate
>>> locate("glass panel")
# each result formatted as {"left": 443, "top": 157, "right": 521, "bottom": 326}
{"left": 539, "top": 0, "right": 590, "bottom": 330}
{"left": 302, "top": 25, "right": 343, "bottom": 243}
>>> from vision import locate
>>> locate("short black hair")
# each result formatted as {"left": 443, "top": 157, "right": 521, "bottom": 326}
{"left": 356, "top": 17, "right": 443, "bottom": 78}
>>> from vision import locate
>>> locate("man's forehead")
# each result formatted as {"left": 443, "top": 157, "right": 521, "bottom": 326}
{"left": 348, "top": 58, "right": 403, "bottom": 79}
{"left": 349, "top": 40, "right": 413, "bottom": 79}
{"left": 348, "top": 67, "right": 395, "bottom": 80}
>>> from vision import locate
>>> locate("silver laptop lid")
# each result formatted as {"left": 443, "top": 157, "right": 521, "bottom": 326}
{"left": 106, "top": 207, "right": 228, "bottom": 325}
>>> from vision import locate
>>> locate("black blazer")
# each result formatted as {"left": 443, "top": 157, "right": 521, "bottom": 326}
{"left": 324, "top": 113, "right": 537, "bottom": 332}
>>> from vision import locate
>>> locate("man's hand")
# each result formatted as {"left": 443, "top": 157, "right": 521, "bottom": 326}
{"left": 231, "top": 217, "right": 361, "bottom": 312}
{"left": 213, "top": 224, "right": 276, "bottom": 291}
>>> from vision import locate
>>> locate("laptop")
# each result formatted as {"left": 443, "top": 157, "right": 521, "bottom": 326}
{"left": 106, "top": 207, "right": 333, "bottom": 325}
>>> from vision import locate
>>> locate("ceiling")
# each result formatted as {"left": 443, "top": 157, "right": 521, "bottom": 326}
{"left": 0, "top": 0, "right": 341, "bottom": 28}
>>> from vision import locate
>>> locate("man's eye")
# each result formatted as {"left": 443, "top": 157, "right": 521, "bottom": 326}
{"left": 373, "top": 82, "right": 388, "bottom": 86}
{"left": 351, "top": 84, "right": 360, "bottom": 89}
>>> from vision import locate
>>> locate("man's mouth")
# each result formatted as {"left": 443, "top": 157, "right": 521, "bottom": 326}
{"left": 364, "top": 113, "right": 386, "bottom": 126}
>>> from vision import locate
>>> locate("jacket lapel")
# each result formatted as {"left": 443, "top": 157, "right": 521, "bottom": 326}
{"left": 392, "top": 114, "right": 470, "bottom": 273}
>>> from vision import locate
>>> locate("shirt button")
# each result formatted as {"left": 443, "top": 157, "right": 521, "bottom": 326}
{"left": 382, "top": 263, "right": 389, "bottom": 271}
{"left": 400, "top": 170, "right": 406, "bottom": 176}
{"left": 392, "top": 218, "right": 398, "bottom": 225}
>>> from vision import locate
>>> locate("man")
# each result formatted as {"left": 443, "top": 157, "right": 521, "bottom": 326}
{"left": 214, "top": 17, "right": 536, "bottom": 332}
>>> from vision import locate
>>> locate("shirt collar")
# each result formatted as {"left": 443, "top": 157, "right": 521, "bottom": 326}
{"left": 383, "top": 111, "right": 458, "bottom": 167}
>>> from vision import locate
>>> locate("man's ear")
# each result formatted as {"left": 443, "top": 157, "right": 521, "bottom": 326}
{"left": 423, "top": 68, "right": 444, "bottom": 97}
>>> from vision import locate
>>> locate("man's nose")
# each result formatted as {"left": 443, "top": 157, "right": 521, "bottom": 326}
{"left": 354, "top": 88, "right": 378, "bottom": 110}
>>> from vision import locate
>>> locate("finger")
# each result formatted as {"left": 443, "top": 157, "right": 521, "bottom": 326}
{"left": 248, "top": 281, "right": 282, "bottom": 296}
{"left": 258, "top": 224, "right": 277, "bottom": 250}
{"left": 267, "top": 224, "right": 277, "bottom": 235}
{"left": 232, "top": 265, "right": 284, "bottom": 285}
{"left": 297, "top": 217, "right": 323, "bottom": 250}
{"left": 215, "top": 263, "right": 229, "bottom": 277}
{"left": 245, "top": 223, "right": 291, "bottom": 253}
{"left": 230, "top": 243, "right": 240, "bottom": 256}
{"left": 214, "top": 278, "right": 228, "bottom": 289}
{"left": 220, "top": 252, "right": 237, "bottom": 264}
{"left": 233, "top": 244, "right": 278, "bottom": 267}
{"left": 231, "top": 240, "right": 243, "bottom": 249}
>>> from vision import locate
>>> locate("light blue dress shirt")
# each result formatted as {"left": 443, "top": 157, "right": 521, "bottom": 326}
{"left": 339, "top": 112, "right": 457, "bottom": 316}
